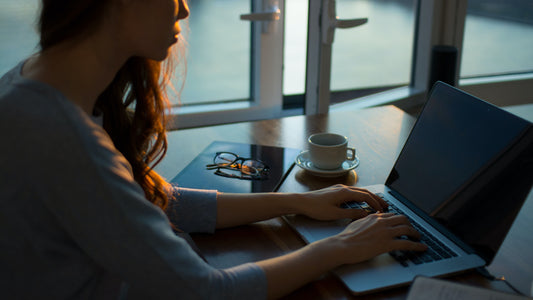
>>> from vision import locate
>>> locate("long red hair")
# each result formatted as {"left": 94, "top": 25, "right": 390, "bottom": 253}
{"left": 39, "top": 0, "right": 181, "bottom": 209}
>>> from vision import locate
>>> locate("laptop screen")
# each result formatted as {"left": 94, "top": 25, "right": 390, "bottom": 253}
{"left": 386, "top": 82, "right": 533, "bottom": 262}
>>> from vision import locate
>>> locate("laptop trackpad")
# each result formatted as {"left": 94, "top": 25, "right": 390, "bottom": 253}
{"left": 283, "top": 215, "right": 351, "bottom": 242}
{"left": 333, "top": 253, "right": 415, "bottom": 294}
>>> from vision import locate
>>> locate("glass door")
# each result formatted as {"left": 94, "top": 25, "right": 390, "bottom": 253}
{"left": 282, "top": 0, "right": 418, "bottom": 114}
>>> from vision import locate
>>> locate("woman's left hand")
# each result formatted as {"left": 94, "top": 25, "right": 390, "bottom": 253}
{"left": 294, "top": 184, "right": 388, "bottom": 221}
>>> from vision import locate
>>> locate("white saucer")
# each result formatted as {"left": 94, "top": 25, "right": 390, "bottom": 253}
{"left": 295, "top": 151, "right": 359, "bottom": 177}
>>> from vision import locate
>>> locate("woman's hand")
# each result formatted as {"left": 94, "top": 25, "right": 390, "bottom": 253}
{"left": 324, "top": 213, "right": 428, "bottom": 265}
{"left": 257, "top": 212, "right": 427, "bottom": 299}
{"left": 294, "top": 184, "right": 388, "bottom": 221}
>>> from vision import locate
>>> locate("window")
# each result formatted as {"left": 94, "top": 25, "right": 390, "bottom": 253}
{"left": 332, "top": 0, "right": 533, "bottom": 112}
{"left": 461, "top": 0, "right": 533, "bottom": 78}
{"left": 170, "top": 0, "right": 286, "bottom": 129}
{"left": 458, "top": 0, "right": 533, "bottom": 107}
{"left": 0, "top": 0, "right": 287, "bottom": 129}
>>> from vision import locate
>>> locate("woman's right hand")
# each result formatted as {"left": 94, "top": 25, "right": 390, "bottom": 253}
{"left": 325, "top": 213, "right": 428, "bottom": 266}
{"left": 257, "top": 213, "right": 428, "bottom": 299}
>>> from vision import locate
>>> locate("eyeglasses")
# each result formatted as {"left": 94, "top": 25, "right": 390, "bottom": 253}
{"left": 205, "top": 152, "right": 270, "bottom": 180}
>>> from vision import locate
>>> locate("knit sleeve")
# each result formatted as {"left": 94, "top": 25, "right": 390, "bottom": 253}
{"left": 165, "top": 186, "right": 218, "bottom": 233}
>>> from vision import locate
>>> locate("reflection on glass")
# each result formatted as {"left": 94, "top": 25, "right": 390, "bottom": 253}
{"left": 461, "top": 0, "right": 533, "bottom": 77}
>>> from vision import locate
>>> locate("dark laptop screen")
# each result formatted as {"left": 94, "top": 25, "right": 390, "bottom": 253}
{"left": 386, "top": 82, "right": 533, "bottom": 261}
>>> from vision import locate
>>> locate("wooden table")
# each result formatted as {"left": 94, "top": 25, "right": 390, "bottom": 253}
{"left": 157, "top": 105, "right": 533, "bottom": 299}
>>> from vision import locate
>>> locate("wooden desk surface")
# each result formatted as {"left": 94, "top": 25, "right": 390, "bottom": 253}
{"left": 158, "top": 105, "right": 533, "bottom": 299}
{"left": 158, "top": 105, "right": 414, "bottom": 184}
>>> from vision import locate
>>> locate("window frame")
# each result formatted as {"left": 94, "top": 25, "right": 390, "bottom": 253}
{"left": 169, "top": 0, "right": 533, "bottom": 129}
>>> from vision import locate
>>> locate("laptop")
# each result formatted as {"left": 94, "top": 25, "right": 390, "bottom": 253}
{"left": 284, "top": 81, "right": 533, "bottom": 294}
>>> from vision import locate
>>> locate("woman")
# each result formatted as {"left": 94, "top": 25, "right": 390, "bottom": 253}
{"left": 0, "top": 0, "right": 426, "bottom": 299}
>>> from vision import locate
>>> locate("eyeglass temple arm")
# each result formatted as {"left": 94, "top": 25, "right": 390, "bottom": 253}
{"left": 205, "top": 163, "right": 219, "bottom": 169}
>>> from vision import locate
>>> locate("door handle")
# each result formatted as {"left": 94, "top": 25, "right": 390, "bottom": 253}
{"left": 322, "top": 0, "right": 368, "bottom": 44}
{"left": 240, "top": 7, "right": 280, "bottom": 22}
{"left": 240, "top": 3, "right": 281, "bottom": 34}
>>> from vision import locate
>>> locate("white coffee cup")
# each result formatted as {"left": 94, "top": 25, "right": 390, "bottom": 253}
{"left": 308, "top": 133, "right": 356, "bottom": 170}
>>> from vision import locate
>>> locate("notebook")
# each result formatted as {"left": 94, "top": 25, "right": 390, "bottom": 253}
{"left": 406, "top": 276, "right": 531, "bottom": 300}
{"left": 171, "top": 141, "right": 300, "bottom": 193}
{"left": 284, "top": 81, "right": 533, "bottom": 294}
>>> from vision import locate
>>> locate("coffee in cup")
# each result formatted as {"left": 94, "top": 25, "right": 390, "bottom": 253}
{"left": 308, "top": 133, "right": 356, "bottom": 170}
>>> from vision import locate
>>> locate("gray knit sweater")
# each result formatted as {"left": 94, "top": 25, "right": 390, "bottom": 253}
{"left": 0, "top": 61, "right": 266, "bottom": 299}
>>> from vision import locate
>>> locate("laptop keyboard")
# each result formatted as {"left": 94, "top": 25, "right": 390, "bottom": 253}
{"left": 341, "top": 193, "right": 457, "bottom": 267}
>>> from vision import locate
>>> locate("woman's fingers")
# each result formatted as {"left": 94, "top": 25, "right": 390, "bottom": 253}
{"left": 379, "top": 215, "right": 428, "bottom": 252}
{"left": 335, "top": 213, "right": 428, "bottom": 264}
{"left": 351, "top": 187, "right": 388, "bottom": 210}
{"left": 338, "top": 185, "right": 388, "bottom": 212}
{"left": 345, "top": 213, "right": 426, "bottom": 249}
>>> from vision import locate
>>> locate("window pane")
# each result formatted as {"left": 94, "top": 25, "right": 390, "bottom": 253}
{"left": 331, "top": 0, "right": 416, "bottom": 91}
{"left": 178, "top": 0, "right": 251, "bottom": 106}
{"left": 0, "top": 1, "right": 39, "bottom": 75}
{"left": 461, "top": 0, "right": 533, "bottom": 78}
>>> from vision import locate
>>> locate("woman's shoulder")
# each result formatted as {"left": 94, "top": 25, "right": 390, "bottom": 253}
{"left": 0, "top": 61, "right": 120, "bottom": 167}
{"left": 1, "top": 61, "right": 69, "bottom": 124}
{"left": 0, "top": 60, "right": 52, "bottom": 100}
{"left": 1, "top": 61, "right": 100, "bottom": 134}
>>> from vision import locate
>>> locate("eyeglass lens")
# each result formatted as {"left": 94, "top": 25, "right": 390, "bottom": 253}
{"left": 214, "top": 152, "right": 238, "bottom": 167}
{"left": 241, "top": 160, "right": 266, "bottom": 175}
